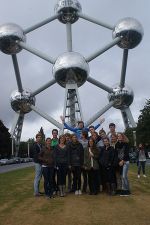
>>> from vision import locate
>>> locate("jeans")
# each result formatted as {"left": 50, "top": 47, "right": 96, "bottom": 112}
{"left": 34, "top": 163, "right": 42, "bottom": 195}
{"left": 72, "top": 166, "right": 82, "bottom": 191}
{"left": 138, "top": 161, "right": 146, "bottom": 175}
{"left": 57, "top": 164, "right": 68, "bottom": 185}
{"left": 42, "top": 167, "right": 54, "bottom": 196}
{"left": 122, "top": 161, "right": 130, "bottom": 191}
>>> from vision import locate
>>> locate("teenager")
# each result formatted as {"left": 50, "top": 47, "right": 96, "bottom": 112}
{"left": 31, "top": 133, "right": 43, "bottom": 197}
{"left": 115, "top": 133, "right": 130, "bottom": 196}
{"left": 38, "top": 138, "right": 55, "bottom": 198}
{"left": 54, "top": 135, "right": 69, "bottom": 197}
{"left": 137, "top": 143, "right": 148, "bottom": 178}
{"left": 99, "top": 137, "right": 117, "bottom": 195}
{"left": 68, "top": 134, "right": 84, "bottom": 195}
{"left": 84, "top": 138, "right": 100, "bottom": 195}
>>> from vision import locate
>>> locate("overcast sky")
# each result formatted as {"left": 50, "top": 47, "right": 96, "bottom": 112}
{"left": 0, "top": 0, "right": 149, "bottom": 141}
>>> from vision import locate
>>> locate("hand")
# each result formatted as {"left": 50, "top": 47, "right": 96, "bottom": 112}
{"left": 99, "top": 117, "right": 105, "bottom": 124}
{"left": 60, "top": 115, "right": 65, "bottom": 123}
{"left": 119, "top": 160, "right": 124, "bottom": 166}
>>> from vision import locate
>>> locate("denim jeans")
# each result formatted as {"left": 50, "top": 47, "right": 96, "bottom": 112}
{"left": 122, "top": 161, "right": 130, "bottom": 191}
{"left": 138, "top": 161, "right": 146, "bottom": 175}
{"left": 42, "top": 167, "right": 54, "bottom": 196}
{"left": 34, "top": 163, "right": 42, "bottom": 195}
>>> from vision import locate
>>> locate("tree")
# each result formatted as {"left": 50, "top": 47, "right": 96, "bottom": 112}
{"left": 0, "top": 120, "right": 11, "bottom": 158}
{"left": 39, "top": 127, "right": 45, "bottom": 143}
{"left": 136, "top": 99, "right": 150, "bottom": 145}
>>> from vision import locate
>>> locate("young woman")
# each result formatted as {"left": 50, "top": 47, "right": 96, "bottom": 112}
{"left": 38, "top": 138, "right": 55, "bottom": 198}
{"left": 84, "top": 138, "right": 100, "bottom": 195}
{"left": 68, "top": 134, "right": 84, "bottom": 195}
{"left": 99, "top": 137, "right": 117, "bottom": 195}
{"left": 137, "top": 143, "right": 148, "bottom": 178}
{"left": 115, "top": 133, "right": 130, "bottom": 196}
{"left": 54, "top": 135, "right": 69, "bottom": 197}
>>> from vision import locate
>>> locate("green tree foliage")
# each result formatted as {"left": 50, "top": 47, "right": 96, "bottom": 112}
{"left": 0, "top": 120, "right": 11, "bottom": 158}
{"left": 136, "top": 99, "right": 150, "bottom": 145}
{"left": 39, "top": 127, "right": 45, "bottom": 143}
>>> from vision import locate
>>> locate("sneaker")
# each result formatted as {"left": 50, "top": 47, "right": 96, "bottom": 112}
{"left": 34, "top": 193, "right": 41, "bottom": 197}
{"left": 143, "top": 174, "right": 147, "bottom": 178}
{"left": 75, "top": 190, "right": 79, "bottom": 195}
{"left": 120, "top": 190, "right": 130, "bottom": 197}
{"left": 137, "top": 175, "right": 140, "bottom": 178}
{"left": 78, "top": 190, "right": 82, "bottom": 195}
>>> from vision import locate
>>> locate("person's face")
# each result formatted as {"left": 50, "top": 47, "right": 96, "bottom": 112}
{"left": 100, "top": 132, "right": 106, "bottom": 139}
{"left": 111, "top": 135, "right": 117, "bottom": 143}
{"left": 92, "top": 133, "right": 97, "bottom": 140}
{"left": 109, "top": 125, "right": 115, "bottom": 133}
{"left": 60, "top": 136, "right": 66, "bottom": 144}
{"left": 117, "top": 134, "right": 123, "bottom": 142}
{"left": 46, "top": 138, "right": 51, "bottom": 146}
{"left": 89, "top": 139, "right": 94, "bottom": 147}
{"left": 78, "top": 122, "right": 84, "bottom": 129}
{"left": 36, "top": 135, "right": 42, "bottom": 143}
{"left": 103, "top": 139, "right": 109, "bottom": 147}
{"left": 139, "top": 144, "right": 143, "bottom": 148}
{"left": 72, "top": 135, "right": 77, "bottom": 143}
{"left": 89, "top": 127, "right": 95, "bottom": 134}
{"left": 52, "top": 131, "right": 58, "bottom": 139}
{"left": 65, "top": 135, "right": 70, "bottom": 142}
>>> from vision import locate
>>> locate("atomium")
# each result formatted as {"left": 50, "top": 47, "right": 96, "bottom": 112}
{"left": 0, "top": 0, "right": 144, "bottom": 155}
{"left": 0, "top": 23, "right": 26, "bottom": 54}
{"left": 113, "top": 17, "right": 144, "bottom": 49}
{"left": 10, "top": 90, "right": 35, "bottom": 113}
{"left": 55, "top": 0, "right": 82, "bottom": 24}
{"left": 53, "top": 52, "right": 89, "bottom": 87}
{"left": 108, "top": 84, "right": 134, "bottom": 110}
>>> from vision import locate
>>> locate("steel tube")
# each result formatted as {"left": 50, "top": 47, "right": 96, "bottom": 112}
{"left": 87, "top": 76, "right": 113, "bottom": 93}
{"left": 31, "top": 79, "right": 56, "bottom": 96}
{"left": 120, "top": 49, "right": 129, "bottom": 89}
{"left": 12, "top": 54, "right": 23, "bottom": 93}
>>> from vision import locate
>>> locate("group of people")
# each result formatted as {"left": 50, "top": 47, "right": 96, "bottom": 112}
{"left": 31, "top": 118, "right": 148, "bottom": 199}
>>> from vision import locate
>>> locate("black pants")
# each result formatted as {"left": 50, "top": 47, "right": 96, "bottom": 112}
{"left": 138, "top": 161, "right": 146, "bottom": 175}
{"left": 57, "top": 164, "right": 68, "bottom": 185}
{"left": 82, "top": 168, "right": 88, "bottom": 192}
{"left": 88, "top": 169, "right": 99, "bottom": 194}
{"left": 102, "top": 166, "right": 116, "bottom": 184}
{"left": 72, "top": 166, "right": 82, "bottom": 191}
{"left": 42, "top": 167, "right": 54, "bottom": 197}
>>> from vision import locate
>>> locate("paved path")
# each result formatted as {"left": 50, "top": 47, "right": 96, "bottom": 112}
{"left": 0, "top": 162, "right": 34, "bottom": 174}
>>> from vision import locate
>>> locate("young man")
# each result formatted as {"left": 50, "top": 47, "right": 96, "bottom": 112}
{"left": 107, "top": 123, "right": 117, "bottom": 143}
{"left": 60, "top": 116, "right": 105, "bottom": 140}
{"left": 51, "top": 129, "right": 59, "bottom": 147}
{"left": 31, "top": 133, "right": 43, "bottom": 197}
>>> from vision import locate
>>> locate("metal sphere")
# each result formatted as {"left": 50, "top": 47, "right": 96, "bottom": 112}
{"left": 113, "top": 17, "right": 144, "bottom": 49}
{"left": 108, "top": 84, "right": 134, "bottom": 109}
{"left": 53, "top": 52, "right": 89, "bottom": 88}
{"left": 54, "top": 0, "right": 82, "bottom": 24}
{"left": 0, "top": 23, "right": 26, "bottom": 54}
{"left": 10, "top": 90, "right": 35, "bottom": 113}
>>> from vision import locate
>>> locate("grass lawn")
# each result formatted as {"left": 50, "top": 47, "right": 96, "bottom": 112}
{"left": 0, "top": 164, "right": 150, "bottom": 225}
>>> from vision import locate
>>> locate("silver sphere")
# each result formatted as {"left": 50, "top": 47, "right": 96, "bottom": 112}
{"left": 53, "top": 52, "right": 89, "bottom": 88}
{"left": 113, "top": 17, "right": 144, "bottom": 49}
{"left": 10, "top": 90, "right": 35, "bottom": 113}
{"left": 0, "top": 23, "right": 26, "bottom": 54}
{"left": 108, "top": 84, "right": 134, "bottom": 109}
{"left": 54, "top": 0, "right": 82, "bottom": 24}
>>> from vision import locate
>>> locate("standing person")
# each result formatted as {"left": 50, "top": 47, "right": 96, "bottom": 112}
{"left": 31, "top": 133, "right": 43, "bottom": 197}
{"left": 68, "top": 134, "right": 84, "bottom": 195}
{"left": 84, "top": 138, "right": 100, "bottom": 195}
{"left": 99, "top": 137, "right": 117, "bottom": 195}
{"left": 60, "top": 116, "right": 105, "bottom": 140}
{"left": 137, "top": 143, "right": 148, "bottom": 178}
{"left": 79, "top": 130, "right": 89, "bottom": 193}
{"left": 107, "top": 123, "right": 117, "bottom": 142}
{"left": 54, "top": 135, "right": 69, "bottom": 197}
{"left": 110, "top": 134, "right": 118, "bottom": 148}
{"left": 39, "top": 138, "right": 55, "bottom": 198}
{"left": 115, "top": 133, "right": 130, "bottom": 196}
{"left": 98, "top": 129, "right": 107, "bottom": 148}
{"left": 51, "top": 129, "right": 59, "bottom": 194}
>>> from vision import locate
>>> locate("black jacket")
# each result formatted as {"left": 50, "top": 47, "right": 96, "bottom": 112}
{"left": 99, "top": 146, "right": 117, "bottom": 168}
{"left": 68, "top": 142, "right": 84, "bottom": 167}
{"left": 54, "top": 145, "right": 69, "bottom": 166}
{"left": 115, "top": 141, "right": 130, "bottom": 162}
{"left": 30, "top": 142, "right": 42, "bottom": 163}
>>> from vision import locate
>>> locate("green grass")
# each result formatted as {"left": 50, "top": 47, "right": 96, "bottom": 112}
{"left": 0, "top": 164, "right": 150, "bottom": 225}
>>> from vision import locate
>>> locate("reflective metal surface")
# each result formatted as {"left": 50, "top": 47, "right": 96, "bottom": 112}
{"left": 10, "top": 90, "right": 35, "bottom": 113}
{"left": 53, "top": 51, "right": 89, "bottom": 87}
{"left": 113, "top": 17, "right": 144, "bottom": 49}
{"left": 54, "top": 0, "right": 82, "bottom": 24}
{"left": 0, "top": 23, "right": 26, "bottom": 54}
{"left": 108, "top": 84, "right": 134, "bottom": 109}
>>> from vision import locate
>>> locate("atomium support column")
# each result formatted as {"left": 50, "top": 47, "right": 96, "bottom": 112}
{"left": 63, "top": 82, "right": 83, "bottom": 128}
